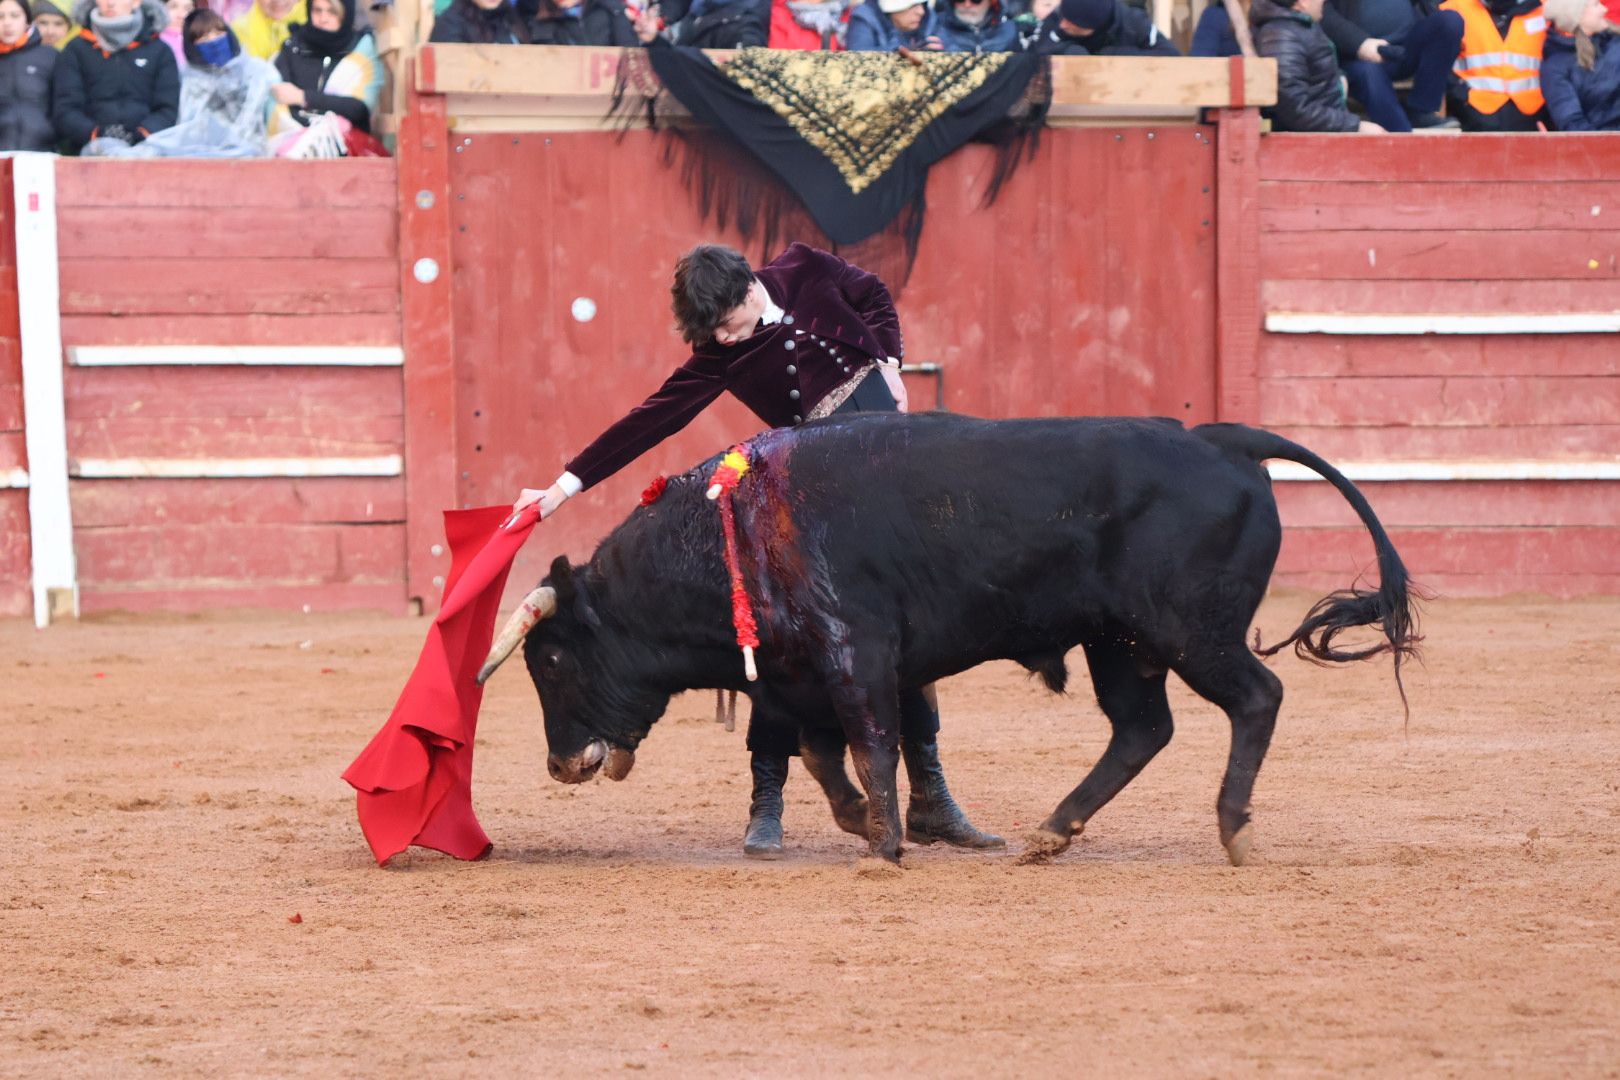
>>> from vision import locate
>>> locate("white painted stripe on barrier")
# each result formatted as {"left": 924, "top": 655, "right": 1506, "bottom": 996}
{"left": 1266, "top": 312, "right": 1620, "bottom": 335}
{"left": 14, "top": 153, "right": 76, "bottom": 629}
{"left": 1268, "top": 460, "right": 1620, "bottom": 482}
{"left": 72, "top": 455, "right": 404, "bottom": 479}
{"left": 69, "top": 345, "right": 405, "bottom": 367}
{"left": 2, "top": 468, "right": 29, "bottom": 489}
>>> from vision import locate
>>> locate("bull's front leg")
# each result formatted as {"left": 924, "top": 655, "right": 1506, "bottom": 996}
{"left": 829, "top": 671, "right": 904, "bottom": 864}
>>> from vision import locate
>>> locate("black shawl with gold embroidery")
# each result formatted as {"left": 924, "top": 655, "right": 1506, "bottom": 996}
{"left": 627, "top": 43, "right": 1045, "bottom": 249}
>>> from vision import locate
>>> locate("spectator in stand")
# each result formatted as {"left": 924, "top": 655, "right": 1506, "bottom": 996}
{"left": 650, "top": 0, "right": 771, "bottom": 47}
{"left": 32, "top": 0, "right": 74, "bottom": 44}
{"left": 430, "top": 0, "right": 532, "bottom": 42}
{"left": 937, "top": 0, "right": 1018, "bottom": 49}
{"left": 232, "top": 0, "right": 305, "bottom": 59}
{"left": 159, "top": 0, "right": 188, "bottom": 65}
{"left": 1011, "top": 0, "right": 1058, "bottom": 48}
{"left": 1032, "top": 0, "right": 1180, "bottom": 53}
{"left": 1253, "top": 0, "right": 1386, "bottom": 128}
{"left": 52, "top": 0, "right": 179, "bottom": 153}
{"left": 1191, "top": 0, "right": 1244, "bottom": 53}
{"left": 1542, "top": 0, "right": 1620, "bottom": 128}
{"left": 768, "top": 0, "right": 851, "bottom": 48}
{"left": 1439, "top": 0, "right": 1548, "bottom": 129}
{"left": 270, "top": 0, "right": 378, "bottom": 134}
{"left": 527, "top": 0, "right": 640, "bottom": 44}
{"left": 97, "top": 8, "right": 276, "bottom": 154}
{"left": 1322, "top": 0, "right": 1463, "bottom": 129}
{"left": 1, "top": 0, "right": 59, "bottom": 151}
{"left": 846, "top": 0, "right": 943, "bottom": 49}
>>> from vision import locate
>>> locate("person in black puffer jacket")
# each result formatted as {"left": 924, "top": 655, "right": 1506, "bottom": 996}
{"left": 430, "top": 0, "right": 534, "bottom": 43}
{"left": 1253, "top": 0, "right": 1383, "bottom": 130}
{"left": 656, "top": 0, "right": 771, "bottom": 47}
{"left": 0, "top": 0, "right": 59, "bottom": 151}
{"left": 530, "top": 0, "right": 643, "bottom": 43}
{"left": 272, "top": 0, "right": 373, "bottom": 132}
{"left": 52, "top": 0, "right": 178, "bottom": 151}
{"left": 1032, "top": 0, "right": 1181, "bottom": 55}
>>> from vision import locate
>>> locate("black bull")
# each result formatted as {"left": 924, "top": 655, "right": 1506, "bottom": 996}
{"left": 484, "top": 414, "right": 1421, "bottom": 865}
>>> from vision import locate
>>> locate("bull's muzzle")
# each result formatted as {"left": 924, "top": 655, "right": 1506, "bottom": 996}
{"left": 547, "top": 739, "right": 608, "bottom": 784}
{"left": 545, "top": 741, "right": 636, "bottom": 784}
{"left": 476, "top": 586, "right": 557, "bottom": 684}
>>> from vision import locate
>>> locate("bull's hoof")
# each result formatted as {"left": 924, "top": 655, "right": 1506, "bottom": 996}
{"left": 855, "top": 855, "right": 905, "bottom": 878}
{"left": 1017, "top": 826, "right": 1074, "bottom": 865}
{"left": 1224, "top": 823, "right": 1254, "bottom": 867}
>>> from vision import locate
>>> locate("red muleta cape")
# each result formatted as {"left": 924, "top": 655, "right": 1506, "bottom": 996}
{"left": 342, "top": 504, "right": 538, "bottom": 865}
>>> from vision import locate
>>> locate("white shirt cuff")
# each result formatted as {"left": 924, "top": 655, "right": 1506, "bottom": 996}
{"left": 555, "top": 471, "right": 583, "bottom": 497}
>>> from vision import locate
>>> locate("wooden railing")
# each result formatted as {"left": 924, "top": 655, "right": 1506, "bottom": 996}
{"left": 409, "top": 45, "right": 1275, "bottom": 132}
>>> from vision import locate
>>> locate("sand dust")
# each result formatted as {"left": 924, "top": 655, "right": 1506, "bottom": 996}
{"left": 2, "top": 593, "right": 1618, "bottom": 1076}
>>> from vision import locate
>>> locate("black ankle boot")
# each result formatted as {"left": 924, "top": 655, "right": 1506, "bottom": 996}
{"left": 903, "top": 741, "right": 1005, "bottom": 850}
{"left": 743, "top": 752, "right": 789, "bottom": 859}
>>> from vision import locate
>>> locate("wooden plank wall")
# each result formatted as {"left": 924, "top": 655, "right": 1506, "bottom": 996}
{"left": 53, "top": 159, "right": 409, "bottom": 614}
{"left": 445, "top": 127, "right": 1219, "bottom": 592}
{"left": 1256, "top": 135, "right": 1620, "bottom": 597}
{"left": 0, "top": 159, "right": 28, "bottom": 617}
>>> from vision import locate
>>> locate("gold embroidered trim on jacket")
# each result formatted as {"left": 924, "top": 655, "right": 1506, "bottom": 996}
{"left": 807, "top": 363, "right": 877, "bottom": 421}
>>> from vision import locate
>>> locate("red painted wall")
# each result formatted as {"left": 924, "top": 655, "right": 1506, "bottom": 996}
{"left": 2, "top": 128, "right": 1616, "bottom": 615}
{"left": 445, "top": 127, "right": 1219, "bottom": 593}
{"left": 0, "top": 159, "right": 28, "bottom": 617}
{"left": 53, "top": 159, "right": 409, "bottom": 614}
{"left": 1256, "top": 134, "right": 1620, "bottom": 598}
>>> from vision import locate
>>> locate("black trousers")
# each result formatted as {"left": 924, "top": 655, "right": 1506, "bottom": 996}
{"left": 747, "top": 688, "right": 941, "bottom": 756}
{"left": 747, "top": 367, "right": 923, "bottom": 759}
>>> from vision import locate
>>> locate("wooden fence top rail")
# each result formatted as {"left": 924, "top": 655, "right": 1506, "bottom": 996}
{"left": 417, "top": 45, "right": 1276, "bottom": 130}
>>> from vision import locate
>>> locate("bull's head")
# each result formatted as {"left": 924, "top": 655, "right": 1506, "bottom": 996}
{"left": 479, "top": 556, "right": 666, "bottom": 785}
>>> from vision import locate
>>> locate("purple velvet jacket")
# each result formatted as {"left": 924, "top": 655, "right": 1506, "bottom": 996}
{"left": 565, "top": 243, "right": 905, "bottom": 491}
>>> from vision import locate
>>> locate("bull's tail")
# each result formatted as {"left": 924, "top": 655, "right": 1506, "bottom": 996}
{"left": 1195, "top": 423, "right": 1424, "bottom": 713}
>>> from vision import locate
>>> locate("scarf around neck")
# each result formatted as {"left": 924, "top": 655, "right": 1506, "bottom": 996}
{"left": 89, "top": 7, "right": 142, "bottom": 50}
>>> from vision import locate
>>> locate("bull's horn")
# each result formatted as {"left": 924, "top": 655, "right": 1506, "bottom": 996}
{"left": 476, "top": 586, "right": 557, "bottom": 684}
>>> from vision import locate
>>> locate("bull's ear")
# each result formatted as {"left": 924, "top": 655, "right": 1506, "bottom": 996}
{"left": 548, "top": 555, "right": 601, "bottom": 628}
{"left": 548, "top": 555, "right": 576, "bottom": 606}
{"left": 573, "top": 578, "right": 603, "bottom": 630}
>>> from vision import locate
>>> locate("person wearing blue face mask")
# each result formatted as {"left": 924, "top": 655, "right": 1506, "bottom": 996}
{"left": 87, "top": 6, "right": 277, "bottom": 155}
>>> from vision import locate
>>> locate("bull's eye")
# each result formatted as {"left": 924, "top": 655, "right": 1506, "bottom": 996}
{"left": 542, "top": 649, "right": 563, "bottom": 670}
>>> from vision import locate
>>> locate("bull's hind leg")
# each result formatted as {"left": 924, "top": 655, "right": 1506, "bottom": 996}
{"left": 1175, "top": 648, "right": 1283, "bottom": 866}
{"left": 1025, "top": 640, "right": 1173, "bottom": 861}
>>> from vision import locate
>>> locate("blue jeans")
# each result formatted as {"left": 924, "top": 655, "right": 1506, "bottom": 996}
{"left": 1343, "top": 10, "right": 1466, "bottom": 132}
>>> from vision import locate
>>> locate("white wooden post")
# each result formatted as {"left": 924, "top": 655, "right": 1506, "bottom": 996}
{"left": 13, "top": 153, "right": 76, "bottom": 628}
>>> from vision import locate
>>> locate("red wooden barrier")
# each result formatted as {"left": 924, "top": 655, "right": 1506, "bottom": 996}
{"left": 0, "top": 159, "right": 28, "bottom": 617}
{"left": 52, "top": 159, "right": 409, "bottom": 615}
{"left": 1256, "top": 134, "right": 1620, "bottom": 598}
{"left": 2, "top": 126, "right": 1617, "bottom": 617}
{"left": 441, "top": 126, "right": 1221, "bottom": 592}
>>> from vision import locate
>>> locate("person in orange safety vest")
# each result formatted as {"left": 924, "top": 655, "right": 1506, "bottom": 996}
{"left": 1440, "top": 0, "right": 1551, "bottom": 128}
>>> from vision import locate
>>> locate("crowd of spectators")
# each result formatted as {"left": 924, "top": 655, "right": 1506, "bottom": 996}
{"left": 3, "top": 0, "right": 1619, "bottom": 153}
{"left": 422, "top": 0, "right": 1618, "bottom": 133}
{"left": 426, "top": 0, "right": 1178, "bottom": 55}
{"left": 0, "top": 0, "right": 381, "bottom": 153}
{"left": 1200, "top": 0, "right": 1620, "bottom": 130}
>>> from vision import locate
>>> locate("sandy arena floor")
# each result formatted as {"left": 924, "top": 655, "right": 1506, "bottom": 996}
{"left": 2, "top": 592, "right": 1618, "bottom": 1077}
